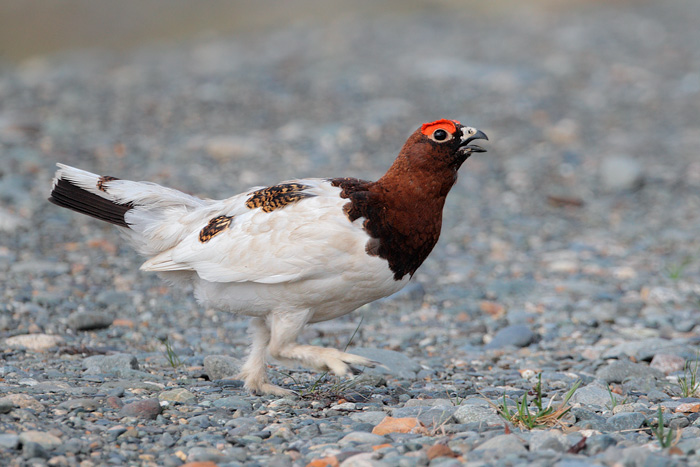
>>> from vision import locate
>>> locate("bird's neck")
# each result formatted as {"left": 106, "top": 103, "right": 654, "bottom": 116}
{"left": 331, "top": 165, "right": 456, "bottom": 280}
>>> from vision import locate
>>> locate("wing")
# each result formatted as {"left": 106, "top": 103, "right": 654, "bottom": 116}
{"left": 140, "top": 179, "right": 369, "bottom": 284}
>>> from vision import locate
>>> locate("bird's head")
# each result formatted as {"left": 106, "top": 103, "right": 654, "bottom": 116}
{"left": 393, "top": 119, "right": 488, "bottom": 175}
{"left": 377, "top": 119, "right": 489, "bottom": 200}
{"left": 420, "top": 118, "right": 488, "bottom": 158}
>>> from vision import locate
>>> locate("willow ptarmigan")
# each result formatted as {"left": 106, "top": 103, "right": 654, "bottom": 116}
{"left": 49, "top": 119, "right": 488, "bottom": 396}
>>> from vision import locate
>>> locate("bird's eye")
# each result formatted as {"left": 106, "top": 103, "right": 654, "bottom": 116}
{"left": 433, "top": 129, "right": 448, "bottom": 141}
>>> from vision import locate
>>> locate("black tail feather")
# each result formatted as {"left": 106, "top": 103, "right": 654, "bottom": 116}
{"left": 49, "top": 178, "right": 133, "bottom": 228}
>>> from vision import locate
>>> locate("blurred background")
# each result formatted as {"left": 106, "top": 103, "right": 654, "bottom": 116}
{"left": 1, "top": 0, "right": 699, "bottom": 357}
{"left": 1, "top": 0, "right": 594, "bottom": 62}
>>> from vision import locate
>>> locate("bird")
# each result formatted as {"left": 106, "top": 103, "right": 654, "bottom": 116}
{"left": 49, "top": 119, "right": 488, "bottom": 396}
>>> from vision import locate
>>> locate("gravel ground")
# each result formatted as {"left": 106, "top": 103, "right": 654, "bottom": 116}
{"left": 2, "top": 1, "right": 700, "bottom": 466}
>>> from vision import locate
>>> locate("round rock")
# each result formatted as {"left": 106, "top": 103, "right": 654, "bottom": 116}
{"left": 484, "top": 324, "right": 537, "bottom": 349}
{"left": 119, "top": 399, "right": 162, "bottom": 419}
{"left": 600, "top": 155, "right": 644, "bottom": 192}
{"left": 203, "top": 355, "right": 241, "bottom": 381}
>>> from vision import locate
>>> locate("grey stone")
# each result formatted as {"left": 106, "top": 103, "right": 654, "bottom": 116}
{"left": 67, "top": 310, "right": 113, "bottom": 331}
{"left": 350, "top": 348, "right": 422, "bottom": 379}
{"left": 676, "top": 437, "right": 700, "bottom": 455}
{"left": 585, "top": 434, "right": 617, "bottom": 455}
{"left": 0, "top": 433, "right": 19, "bottom": 449}
{"left": 391, "top": 405, "right": 458, "bottom": 427}
{"left": 404, "top": 398, "right": 452, "bottom": 407}
{"left": 187, "top": 446, "right": 227, "bottom": 463}
{"left": 596, "top": 360, "right": 664, "bottom": 383}
{"left": 529, "top": 430, "right": 568, "bottom": 452}
{"left": 203, "top": 355, "right": 241, "bottom": 380}
{"left": 107, "top": 426, "right": 127, "bottom": 439}
{"left": 349, "top": 411, "right": 388, "bottom": 425}
{"left": 670, "top": 416, "right": 690, "bottom": 430}
{"left": 213, "top": 396, "right": 253, "bottom": 412}
{"left": 453, "top": 404, "right": 503, "bottom": 426}
{"left": 0, "top": 397, "right": 15, "bottom": 414}
{"left": 484, "top": 324, "right": 537, "bottom": 349}
{"left": 621, "top": 376, "right": 663, "bottom": 394}
{"left": 570, "top": 384, "right": 616, "bottom": 408}
{"left": 22, "top": 441, "right": 48, "bottom": 459}
{"left": 600, "top": 155, "right": 644, "bottom": 191}
{"left": 57, "top": 398, "right": 100, "bottom": 411}
{"left": 297, "top": 423, "right": 320, "bottom": 438}
{"left": 571, "top": 407, "right": 609, "bottom": 431}
{"left": 338, "top": 431, "right": 388, "bottom": 446}
{"left": 474, "top": 434, "right": 526, "bottom": 453}
{"left": 606, "top": 412, "right": 646, "bottom": 431}
{"left": 556, "top": 460, "right": 605, "bottom": 467}
{"left": 18, "top": 431, "right": 62, "bottom": 450}
{"left": 83, "top": 353, "right": 138, "bottom": 375}
{"left": 428, "top": 458, "right": 462, "bottom": 467}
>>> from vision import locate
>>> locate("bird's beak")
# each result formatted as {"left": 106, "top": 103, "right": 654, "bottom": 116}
{"left": 459, "top": 128, "right": 488, "bottom": 154}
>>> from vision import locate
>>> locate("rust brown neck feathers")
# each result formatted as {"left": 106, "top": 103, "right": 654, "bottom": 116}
{"left": 331, "top": 120, "right": 483, "bottom": 280}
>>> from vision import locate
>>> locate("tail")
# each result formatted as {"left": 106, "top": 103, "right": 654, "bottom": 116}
{"left": 49, "top": 165, "right": 133, "bottom": 227}
{"left": 49, "top": 164, "right": 207, "bottom": 256}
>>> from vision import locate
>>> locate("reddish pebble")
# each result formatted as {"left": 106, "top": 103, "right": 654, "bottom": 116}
{"left": 427, "top": 443, "right": 458, "bottom": 460}
{"left": 119, "top": 399, "right": 161, "bottom": 419}
{"left": 650, "top": 353, "right": 686, "bottom": 375}
{"left": 105, "top": 396, "right": 123, "bottom": 409}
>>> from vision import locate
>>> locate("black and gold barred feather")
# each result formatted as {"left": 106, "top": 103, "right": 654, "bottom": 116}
{"left": 245, "top": 183, "right": 314, "bottom": 212}
{"left": 199, "top": 215, "right": 234, "bottom": 243}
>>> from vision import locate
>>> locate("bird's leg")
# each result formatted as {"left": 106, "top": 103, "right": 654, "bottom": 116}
{"left": 238, "top": 317, "right": 293, "bottom": 396}
{"left": 267, "top": 310, "right": 376, "bottom": 378}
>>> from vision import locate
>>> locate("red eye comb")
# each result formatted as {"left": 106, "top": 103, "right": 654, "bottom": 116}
{"left": 421, "top": 119, "right": 459, "bottom": 136}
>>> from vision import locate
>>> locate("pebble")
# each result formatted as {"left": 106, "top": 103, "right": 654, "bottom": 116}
{"left": 0, "top": 434, "right": 20, "bottom": 449}
{"left": 391, "top": 405, "right": 458, "bottom": 426}
{"left": 338, "top": 431, "right": 388, "bottom": 446}
{"left": 570, "top": 384, "right": 616, "bottom": 408}
{"left": 649, "top": 353, "right": 686, "bottom": 375}
{"left": 213, "top": 396, "right": 252, "bottom": 411}
{"left": 18, "top": 431, "right": 62, "bottom": 450}
{"left": 119, "top": 399, "right": 162, "bottom": 419}
{"left": 4, "top": 334, "right": 64, "bottom": 351}
{"left": 605, "top": 412, "right": 646, "bottom": 431}
{"left": 474, "top": 434, "right": 527, "bottom": 453}
{"left": 585, "top": 435, "right": 617, "bottom": 455}
{"left": 5, "top": 393, "right": 45, "bottom": 412}
{"left": 372, "top": 417, "right": 427, "bottom": 435}
{"left": 203, "top": 355, "right": 241, "bottom": 380}
{"left": 452, "top": 404, "right": 503, "bottom": 426}
{"left": 67, "top": 310, "right": 113, "bottom": 331}
{"left": 83, "top": 353, "right": 139, "bottom": 374}
{"left": 596, "top": 360, "right": 664, "bottom": 383}
{"left": 529, "top": 430, "right": 568, "bottom": 452}
{"left": 186, "top": 447, "right": 227, "bottom": 463}
{"left": 159, "top": 388, "right": 196, "bottom": 404}
{"left": 484, "top": 324, "right": 537, "bottom": 349}
{"left": 350, "top": 348, "right": 422, "bottom": 379}
{"left": 57, "top": 398, "right": 100, "bottom": 411}
{"left": 600, "top": 156, "right": 644, "bottom": 192}
{"left": 0, "top": 397, "right": 15, "bottom": 414}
